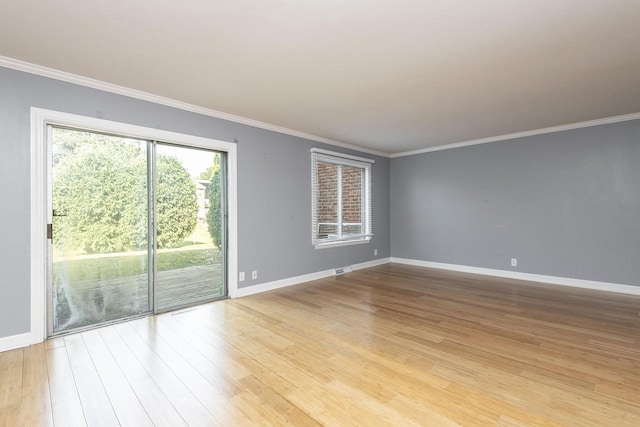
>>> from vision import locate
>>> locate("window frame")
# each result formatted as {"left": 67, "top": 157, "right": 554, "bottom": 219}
{"left": 311, "top": 148, "right": 374, "bottom": 249}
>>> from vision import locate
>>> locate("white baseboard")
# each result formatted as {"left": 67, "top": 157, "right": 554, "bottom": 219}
{"left": 237, "top": 269, "right": 334, "bottom": 297}
{"left": 351, "top": 257, "right": 391, "bottom": 271}
{"left": 234, "top": 256, "right": 639, "bottom": 298}
{"left": 236, "top": 257, "right": 392, "bottom": 298}
{"left": 0, "top": 332, "right": 32, "bottom": 353}
{"left": 390, "top": 257, "right": 640, "bottom": 296}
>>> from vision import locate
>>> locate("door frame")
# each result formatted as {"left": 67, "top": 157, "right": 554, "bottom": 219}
{"left": 30, "top": 107, "right": 238, "bottom": 344}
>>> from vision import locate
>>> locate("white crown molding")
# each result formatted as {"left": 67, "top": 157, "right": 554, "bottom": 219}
{"left": 391, "top": 112, "right": 640, "bottom": 158}
{"left": 236, "top": 257, "right": 391, "bottom": 298}
{"left": 0, "top": 55, "right": 389, "bottom": 158}
{"left": 4, "top": 55, "right": 639, "bottom": 160}
{"left": 390, "top": 258, "right": 640, "bottom": 296}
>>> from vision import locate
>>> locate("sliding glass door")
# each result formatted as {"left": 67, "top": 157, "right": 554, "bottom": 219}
{"left": 48, "top": 126, "right": 226, "bottom": 336}
{"left": 154, "top": 143, "right": 226, "bottom": 312}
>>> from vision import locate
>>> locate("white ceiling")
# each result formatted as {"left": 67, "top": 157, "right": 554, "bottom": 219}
{"left": 1, "top": 1, "right": 639, "bottom": 155}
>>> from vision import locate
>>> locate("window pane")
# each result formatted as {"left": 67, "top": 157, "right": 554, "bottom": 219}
{"left": 51, "top": 128, "right": 150, "bottom": 334}
{"left": 317, "top": 162, "right": 338, "bottom": 238}
{"left": 311, "top": 150, "right": 372, "bottom": 246}
{"left": 341, "top": 165, "right": 363, "bottom": 236}
{"left": 155, "top": 145, "right": 225, "bottom": 311}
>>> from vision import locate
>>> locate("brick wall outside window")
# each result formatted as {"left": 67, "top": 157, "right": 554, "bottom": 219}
{"left": 317, "top": 162, "right": 362, "bottom": 236}
{"left": 341, "top": 165, "right": 362, "bottom": 225}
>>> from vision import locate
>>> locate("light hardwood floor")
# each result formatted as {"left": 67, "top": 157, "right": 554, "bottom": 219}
{"left": 1, "top": 263, "right": 639, "bottom": 426}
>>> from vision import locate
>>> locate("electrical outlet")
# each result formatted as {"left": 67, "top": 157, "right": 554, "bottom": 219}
{"left": 511, "top": 258, "right": 518, "bottom": 267}
{"left": 374, "top": 249, "right": 378, "bottom": 256}
{"left": 252, "top": 270, "right": 258, "bottom": 280}
{"left": 239, "top": 272, "right": 245, "bottom": 281}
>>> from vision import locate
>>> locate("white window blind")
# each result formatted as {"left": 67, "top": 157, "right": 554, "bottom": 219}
{"left": 311, "top": 148, "right": 373, "bottom": 248}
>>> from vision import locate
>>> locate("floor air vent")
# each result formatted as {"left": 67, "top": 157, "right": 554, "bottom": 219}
{"left": 334, "top": 266, "right": 353, "bottom": 275}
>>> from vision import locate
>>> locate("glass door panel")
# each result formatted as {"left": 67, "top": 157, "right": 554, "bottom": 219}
{"left": 50, "top": 127, "right": 151, "bottom": 334}
{"left": 154, "top": 144, "right": 226, "bottom": 311}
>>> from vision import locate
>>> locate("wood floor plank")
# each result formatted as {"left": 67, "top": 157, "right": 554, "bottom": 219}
{"left": 111, "top": 323, "right": 218, "bottom": 427}
{"left": 80, "top": 330, "right": 153, "bottom": 426}
{"left": 3, "top": 263, "right": 640, "bottom": 426}
{"left": 0, "top": 348, "right": 23, "bottom": 427}
{"left": 50, "top": 398, "right": 86, "bottom": 427}
{"left": 122, "top": 320, "right": 245, "bottom": 425}
{"left": 46, "top": 346, "right": 86, "bottom": 427}
{"left": 63, "top": 334, "right": 119, "bottom": 426}
{"left": 163, "top": 312, "right": 252, "bottom": 382}
{"left": 20, "top": 344, "right": 53, "bottom": 427}
{"left": 96, "top": 327, "right": 187, "bottom": 427}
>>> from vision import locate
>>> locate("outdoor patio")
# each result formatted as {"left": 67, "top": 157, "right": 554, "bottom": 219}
{"left": 53, "top": 263, "right": 223, "bottom": 334}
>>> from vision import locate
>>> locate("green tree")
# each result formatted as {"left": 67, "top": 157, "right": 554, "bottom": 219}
{"left": 52, "top": 127, "right": 94, "bottom": 164}
{"left": 53, "top": 139, "right": 148, "bottom": 253}
{"left": 207, "top": 155, "right": 224, "bottom": 248}
{"left": 198, "top": 165, "right": 215, "bottom": 180}
{"left": 156, "top": 155, "right": 198, "bottom": 248}
{"left": 53, "top": 136, "right": 198, "bottom": 253}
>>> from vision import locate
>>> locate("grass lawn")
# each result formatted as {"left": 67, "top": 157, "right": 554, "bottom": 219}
{"left": 169, "top": 223, "right": 214, "bottom": 248}
{"left": 53, "top": 224, "right": 220, "bottom": 284}
{"left": 54, "top": 246, "right": 221, "bottom": 284}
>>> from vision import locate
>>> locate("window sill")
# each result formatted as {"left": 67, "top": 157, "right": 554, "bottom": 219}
{"left": 314, "top": 238, "right": 371, "bottom": 250}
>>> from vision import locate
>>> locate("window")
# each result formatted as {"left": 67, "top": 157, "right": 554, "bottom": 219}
{"left": 311, "top": 148, "right": 373, "bottom": 248}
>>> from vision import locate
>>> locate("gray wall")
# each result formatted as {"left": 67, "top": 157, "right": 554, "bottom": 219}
{"left": 391, "top": 120, "right": 640, "bottom": 286}
{"left": 4, "top": 62, "right": 636, "bottom": 342}
{"left": 0, "top": 66, "right": 390, "bottom": 339}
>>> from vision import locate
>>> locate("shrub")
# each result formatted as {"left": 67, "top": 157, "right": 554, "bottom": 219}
{"left": 53, "top": 136, "right": 197, "bottom": 253}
